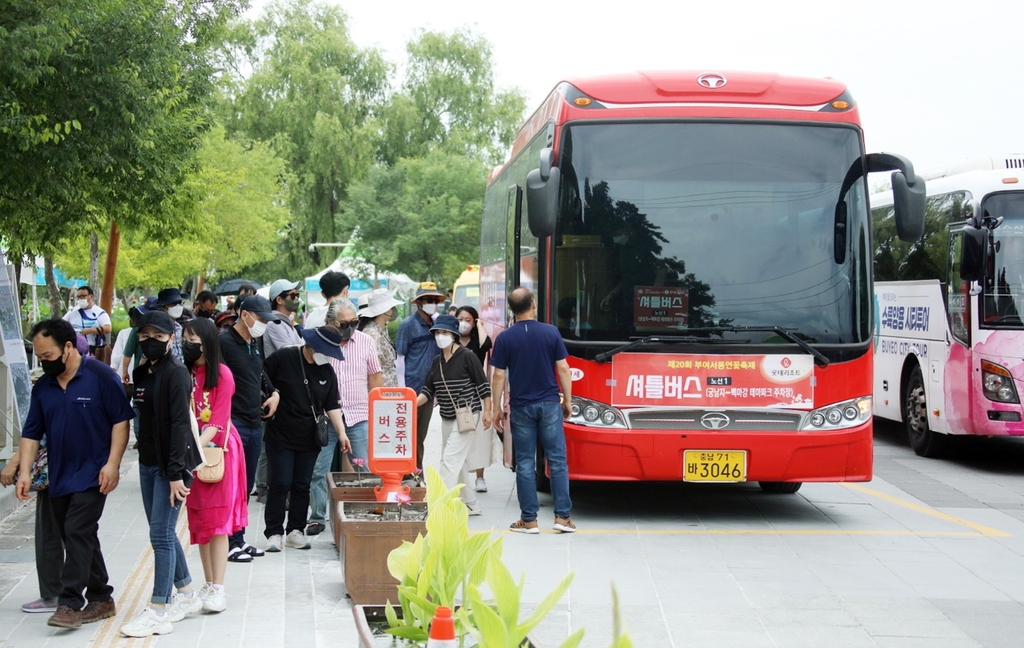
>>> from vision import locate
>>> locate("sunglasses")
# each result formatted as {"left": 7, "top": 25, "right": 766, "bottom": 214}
{"left": 420, "top": 297, "right": 441, "bottom": 304}
{"left": 283, "top": 292, "right": 300, "bottom": 299}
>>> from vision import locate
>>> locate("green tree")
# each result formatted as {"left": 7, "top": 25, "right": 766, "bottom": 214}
{"left": 220, "top": 0, "right": 389, "bottom": 277}
{"left": 342, "top": 150, "right": 487, "bottom": 283}
{"left": 0, "top": 0, "right": 247, "bottom": 260}
{"left": 380, "top": 29, "right": 526, "bottom": 166}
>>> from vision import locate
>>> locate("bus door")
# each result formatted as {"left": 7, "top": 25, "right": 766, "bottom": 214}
{"left": 505, "top": 186, "right": 522, "bottom": 324}
{"left": 945, "top": 223, "right": 973, "bottom": 434}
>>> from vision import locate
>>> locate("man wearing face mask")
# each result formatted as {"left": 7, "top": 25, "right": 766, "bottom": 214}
{"left": 63, "top": 286, "right": 112, "bottom": 358}
{"left": 219, "top": 295, "right": 281, "bottom": 562}
{"left": 263, "top": 279, "right": 304, "bottom": 357}
{"left": 192, "top": 291, "right": 218, "bottom": 320}
{"left": 395, "top": 282, "right": 445, "bottom": 471}
{"left": 306, "top": 298, "right": 382, "bottom": 536}
{"left": 16, "top": 318, "right": 134, "bottom": 629}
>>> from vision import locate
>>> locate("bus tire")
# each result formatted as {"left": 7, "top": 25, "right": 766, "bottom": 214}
{"left": 758, "top": 481, "right": 802, "bottom": 494}
{"left": 904, "top": 365, "right": 947, "bottom": 457}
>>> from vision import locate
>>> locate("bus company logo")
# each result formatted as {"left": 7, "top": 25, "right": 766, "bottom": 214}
{"left": 781, "top": 357, "right": 792, "bottom": 369}
{"left": 570, "top": 368, "right": 584, "bottom": 382}
{"left": 700, "top": 412, "right": 731, "bottom": 430}
{"left": 697, "top": 73, "right": 727, "bottom": 89}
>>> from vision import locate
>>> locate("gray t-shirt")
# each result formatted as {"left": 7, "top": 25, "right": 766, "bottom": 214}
{"left": 263, "top": 317, "right": 304, "bottom": 357}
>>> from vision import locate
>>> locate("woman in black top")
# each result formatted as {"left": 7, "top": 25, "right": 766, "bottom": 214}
{"left": 121, "top": 311, "right": 204, "bottom": 637}
{"left": 261, "top": 325, "right": 351, "bottom": 552}
{"left": 456, "top": 306, "right": 494, "bottom": 492}
{"left": 416, "top": 315, "right": 491, "bottom": 516}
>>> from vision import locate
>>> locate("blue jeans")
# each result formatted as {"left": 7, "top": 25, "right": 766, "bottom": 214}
{"left": 309, "top": 419, "right": 368, "bottom": 524}
{"left": 230, "top": 421, "right": 262, "bottom": 549}
{"left": 139, "top": 464, "right": 191, "bottom": 605}
{"left": 510, "top": 401, "right": 572, "bottom": 521}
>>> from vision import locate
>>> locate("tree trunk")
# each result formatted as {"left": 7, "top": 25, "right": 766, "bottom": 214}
{"left": 90, "top": 232, "right": 100, "bottom": 302}
{"left": 43, "top": 256, "right": 63, "bottom": 317}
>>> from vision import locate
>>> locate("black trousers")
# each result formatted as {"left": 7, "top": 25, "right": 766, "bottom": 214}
{"left": 35, "top": 489, "right": 65, "bottom": 600}
{"left": 416, "top": 400, "right": 432, "bottom": 471}
{"left": 263, "top": 439, "right": 319, "bottom": 538}
{"left": 50, "top": 487, "right": 113, "bottom": 610}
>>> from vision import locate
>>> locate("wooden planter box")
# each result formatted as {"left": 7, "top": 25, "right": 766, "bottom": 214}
{"left": 354, "top": 604, "right": 541, "bottom": 648}
{"left": 339, "top": 502, "right": 428, "bottom": 605}
{"left": 328, "top": 472, "right": 426, "bottom": 548}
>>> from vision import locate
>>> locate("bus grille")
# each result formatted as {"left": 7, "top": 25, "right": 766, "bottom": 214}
{"left": 627, "top": 410, "right": 802, "bottom": 431}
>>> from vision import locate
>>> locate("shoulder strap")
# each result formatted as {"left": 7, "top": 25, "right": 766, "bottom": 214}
{"left": 297, "top": 349, "right": 319, "bottom": 419}
{"left": 438, "top": 353, "right": 467, "bottom": 409}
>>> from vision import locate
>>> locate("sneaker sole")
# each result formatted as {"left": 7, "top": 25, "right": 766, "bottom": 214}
{"left": 167, "top": 597, "right": 203, "bottom": 622}
{"left": 120, "top": 623, "right": 173, "bottom": 637}
{"left": 509, "top": 527, "right": 540, "bottom": 534}
{"left": 553, "top": 525, "right": 576, "bottom": 533}
{"left": 202, "top": 601, "right": 227, "bottom": 613}
{"left": 47, "top": 618, "right": 82, "bottom": 629}
{"left": 23, "top": 607, "right": 58, "bottom": 614}
{"left": 286, "top": 543, "right": 311, "bottom": 550}
{"left": 265, "top": 546, "right": 281, "bottom": 552}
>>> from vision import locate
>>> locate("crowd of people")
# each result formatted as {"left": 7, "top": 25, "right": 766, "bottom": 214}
{"left": 0, "top": 274, "right": 577, "bottom": 637}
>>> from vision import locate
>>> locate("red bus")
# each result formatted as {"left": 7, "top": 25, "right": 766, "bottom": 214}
{"left": 480, "top": 71, "right": 926, "bottom": 492}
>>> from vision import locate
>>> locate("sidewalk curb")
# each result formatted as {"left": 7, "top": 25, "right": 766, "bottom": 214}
{"left": 0, "top": 483, "right": 24, "bottom": 524}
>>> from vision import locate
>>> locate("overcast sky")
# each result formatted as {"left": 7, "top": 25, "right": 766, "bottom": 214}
{"left": 248, "top": 0, "right": 1022, "bottom": 174}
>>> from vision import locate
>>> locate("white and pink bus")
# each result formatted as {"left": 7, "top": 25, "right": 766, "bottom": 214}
{"left": 872, "top": 155, "right": 1024, "bottom": 456}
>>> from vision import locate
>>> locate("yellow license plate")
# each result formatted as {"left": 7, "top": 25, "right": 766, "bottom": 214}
{"left": 684, "top": 450, "right": 747, "bottom": 482}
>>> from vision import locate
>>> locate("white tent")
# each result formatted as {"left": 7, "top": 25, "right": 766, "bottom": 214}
{"left": 304, "top": 258, "right": 418, "bottom": 309}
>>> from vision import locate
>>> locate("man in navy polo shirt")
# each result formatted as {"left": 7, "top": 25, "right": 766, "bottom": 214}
{"left": 395, "top": 282, "right": 444, "bottom": 471}
{"left": 17, "top": 318, "right": 134, "bottom": 629}
{"left": 490, "top": 288, "right": 576, "bottom": 535}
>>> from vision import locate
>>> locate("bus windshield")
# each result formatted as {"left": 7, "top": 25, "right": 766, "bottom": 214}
{"left": 552, "top": 122, "right": 870, "bottom": 345}
{"left": 982, "top": 193, "right": 1024, "bottom": 328}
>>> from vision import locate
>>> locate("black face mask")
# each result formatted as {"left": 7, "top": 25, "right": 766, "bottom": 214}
{"left": 141, "top": 338, "right": 169, "bottom": 363}
{"left": 181, "top": 340, "right": 203, "bottom": 367}
{"left": 195, "top": 309, "right": 215, "bottom": 319}
{"left": 339, "top": 321, "right": 356, "bottom": 341}
{"left": 40, "top": 346, "right": 68, "bottom": 377}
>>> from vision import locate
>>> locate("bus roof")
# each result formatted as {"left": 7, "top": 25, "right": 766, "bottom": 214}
{"left": 500, "top": 70, "right": 857, "bottom": 178}
{"left": 871, "top": 155, "right": 1024, "bottom": 209}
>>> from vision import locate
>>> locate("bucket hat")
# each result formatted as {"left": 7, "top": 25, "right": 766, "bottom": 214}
{"left": 363, "top": 289, "right": 403, "bottom": 318}
{"left": 429, "top": 314, "right": 460, "bottom": 337}
{"left": 411, "top": 282, "right": 444, "bottom": 302}
{"left": 300, "top": 326, "right": 345, "bottom": 361}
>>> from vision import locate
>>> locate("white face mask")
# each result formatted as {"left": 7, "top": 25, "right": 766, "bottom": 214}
{"left": 167, "top": 305, "right": 184, "bottom": 319}
{"left": 458, "top": 321, "right": 472, "bottom": 335}
{"left": 313, "top": 352, "right": 331, "bottom": 366}
{"left": 245, "top": 314, "right": 267, "bottom": 338}
{"left": 435, "top": 333, "right": 454, "bottom": 350}
{"left": 76, "top": 299, "right": 89, "bottom": 310}
{"left": 421, "top": 303, "right": 437, "bottom": 315}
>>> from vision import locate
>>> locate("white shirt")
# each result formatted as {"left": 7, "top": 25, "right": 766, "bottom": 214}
{"left": 110, "top": 327, "right": 134, "bottom": 380}
{"left": 304, "top": 304, "right": 328, "bottom": 329}
{"left": 63, "top": 306, "right": 111, "bottom": 346}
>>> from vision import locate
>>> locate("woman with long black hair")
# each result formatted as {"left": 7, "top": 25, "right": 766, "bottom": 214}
{"left": 181, "top": 317, "right": 248, "bottom": 612}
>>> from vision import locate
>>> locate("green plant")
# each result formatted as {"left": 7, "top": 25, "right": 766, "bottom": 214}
{"left": 385, "top": 467, "right": 494, "bottom": 643}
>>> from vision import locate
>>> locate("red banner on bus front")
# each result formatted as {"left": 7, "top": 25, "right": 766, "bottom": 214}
{"left": 611, "top": 353, "right": 815, "bottom": 409}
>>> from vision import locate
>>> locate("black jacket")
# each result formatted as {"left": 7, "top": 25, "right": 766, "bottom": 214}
{"left": 134, "top": 354, "right": 202, "bottom": 483}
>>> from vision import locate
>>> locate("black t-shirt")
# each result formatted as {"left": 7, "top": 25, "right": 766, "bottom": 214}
{"left": 464, "top": 329, "right": 492, "bottom": 366}
{"left": 219, "top": 327, "right": 274, "bottom": 428}
{"left": 133, "top": 371, "right": 158, "bottom": 467}
{"left": 263, "top": 347, "right": 341, "bottom": 451}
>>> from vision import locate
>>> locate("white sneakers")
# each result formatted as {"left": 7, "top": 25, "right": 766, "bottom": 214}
{"left": 466, "top": 501, "right": 483, "bottom": 516}
{"left": 120, "top": 607, "right": 173, "bottom": 637}
{"left": 285, "top": 530, "right": 311, "bottom": 549}
{"left": 165, "top": 591, "right": 202, "bottom": 622}
{"left": 475, "top": 478, "right": 487, "bottom": 492}
{"left": 199, "top": 584, "right": 227, "bottom": 613}
{"left": 266, "top": 534, "right": 283, "bottom": 552}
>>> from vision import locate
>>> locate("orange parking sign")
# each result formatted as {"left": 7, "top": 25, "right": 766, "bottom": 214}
{"left": 368, "top": 387, "right": 418, "bottom": 501}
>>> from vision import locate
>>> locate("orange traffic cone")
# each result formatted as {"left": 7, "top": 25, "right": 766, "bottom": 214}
{"left": 426, "top": 606, "right": 457, "bottom": 647}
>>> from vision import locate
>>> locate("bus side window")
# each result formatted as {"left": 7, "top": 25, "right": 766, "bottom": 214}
{"left": 947, "top": 228, "right": 970, "bottom": 346}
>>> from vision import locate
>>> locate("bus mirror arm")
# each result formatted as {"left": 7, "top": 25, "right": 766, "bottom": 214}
{"left": 526, "top": 147, "right": 560, "bottom": 238}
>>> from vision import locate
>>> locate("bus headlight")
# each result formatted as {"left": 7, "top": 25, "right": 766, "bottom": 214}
{"left": 801, "top": 397, "right": 871, "bottom": 431}
{"left": 982, "top": 360, "right": 1020, "bottom": 404}
{"left": 567, "top": 396, "right": 626, "bottom": 428}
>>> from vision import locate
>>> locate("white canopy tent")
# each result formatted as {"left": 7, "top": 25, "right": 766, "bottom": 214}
{"left": 304, "top": 258, "right": 418, "bottom": 309}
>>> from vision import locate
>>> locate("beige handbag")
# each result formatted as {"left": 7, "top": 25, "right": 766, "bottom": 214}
{"left": 439, "top": 360, "right": 477, "bottom": 433}
{"left": 190, "top": 401, "right": 225, "bottom": 483}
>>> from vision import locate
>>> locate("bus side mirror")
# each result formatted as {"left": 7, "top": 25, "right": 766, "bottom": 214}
{"left": 960, "top": 225, "right": 986, "bottom": 282}
{"left": 891, "top": 169, "right": 926, "bottom": 242}
{"left": 526, "top": 147, "right": 560, "bottom": 238}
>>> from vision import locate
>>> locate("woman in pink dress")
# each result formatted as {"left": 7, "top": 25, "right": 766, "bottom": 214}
{"left": 181, "top": 318, "right": 248, "bottom": 613}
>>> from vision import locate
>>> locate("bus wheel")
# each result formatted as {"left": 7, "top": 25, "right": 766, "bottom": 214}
{"left": 758, "top": 481, "right": 802, "bottom": 494}
{"left": 904, "top": 366, "right": 947, "bottom": 457}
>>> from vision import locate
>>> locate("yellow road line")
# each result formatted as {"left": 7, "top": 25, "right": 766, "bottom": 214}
{"left": 843, "top": 483, "right": 1010, "bottom": 538}
{"left": 493, "top": 528, "right": 984, "bottom": 537}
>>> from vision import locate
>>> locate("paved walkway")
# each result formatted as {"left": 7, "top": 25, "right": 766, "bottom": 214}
{"left": 3, "top": 417, "right": 1024, "bottom": 646}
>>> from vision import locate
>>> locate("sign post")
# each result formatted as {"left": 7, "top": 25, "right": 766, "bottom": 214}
{"left": 367, "top": 387, "right": 418, "bottom": 502}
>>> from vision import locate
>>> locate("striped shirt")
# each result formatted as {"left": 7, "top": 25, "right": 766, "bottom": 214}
{"left": 328, "top": 330, "right": 382, "bottom": 425}
{"left": 420, "top": 346, "right": 491, "bottom": 421}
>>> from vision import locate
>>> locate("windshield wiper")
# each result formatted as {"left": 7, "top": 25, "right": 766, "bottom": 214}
{"left": 593, "top": 326, "right": 829, "bottom": 367}
{"left": 593, "top": 335, "right": 751, "bottom": 363}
